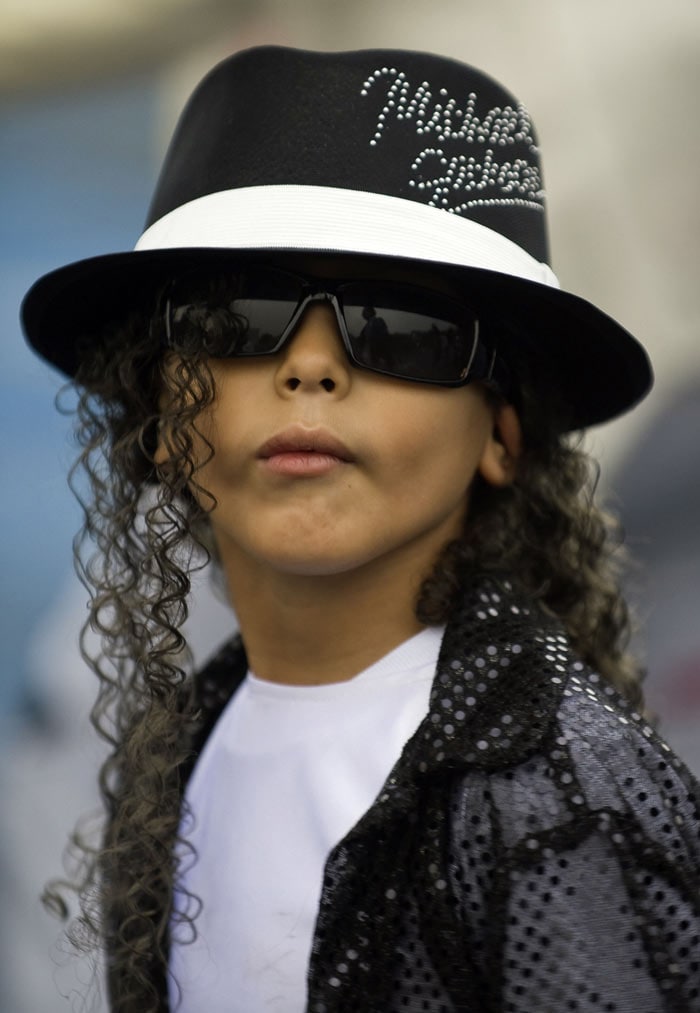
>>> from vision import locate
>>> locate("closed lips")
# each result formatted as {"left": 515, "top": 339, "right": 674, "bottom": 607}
{"left": 257, "top": 427, "right": 354, "bottom": 461}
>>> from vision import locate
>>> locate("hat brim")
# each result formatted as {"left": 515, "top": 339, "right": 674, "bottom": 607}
{"left": 21, "top": 242, "right": 651, "bottom": 431}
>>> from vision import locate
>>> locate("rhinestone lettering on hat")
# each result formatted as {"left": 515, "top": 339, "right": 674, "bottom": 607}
{"left": 360, "top": 66, "right": 545, "bottom": 216}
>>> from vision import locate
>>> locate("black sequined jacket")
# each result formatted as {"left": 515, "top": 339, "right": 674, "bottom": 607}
{"left": 111, "top": 575, "right": 700, "bottom": 1012}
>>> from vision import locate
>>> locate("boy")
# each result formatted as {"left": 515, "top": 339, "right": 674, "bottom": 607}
{"left": 22, "top": 46, "right": 700, "bottom": 1012}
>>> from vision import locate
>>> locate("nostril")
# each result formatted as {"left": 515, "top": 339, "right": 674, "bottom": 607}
{"left": 285, "top": 376, "right": 336, "bottom": 392}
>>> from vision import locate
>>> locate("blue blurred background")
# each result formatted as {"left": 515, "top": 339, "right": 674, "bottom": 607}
{"left": 1, "top": 78, "right": 156, "bottom": 719}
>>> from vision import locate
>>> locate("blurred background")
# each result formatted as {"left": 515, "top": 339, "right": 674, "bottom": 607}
{"left": 1, "top": 1, "right": 699, "bottom": 1009}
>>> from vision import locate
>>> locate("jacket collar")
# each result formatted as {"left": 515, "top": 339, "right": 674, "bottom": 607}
{"left": 409, "top": 573, "right": 571, "bottom": 774}
{"left": 187, "top": 573, "right": 571, "bottom": 784}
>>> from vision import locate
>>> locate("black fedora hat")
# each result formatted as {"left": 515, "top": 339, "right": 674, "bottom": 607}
{"left": 21, "top": 45, "right": 652, "bottom": 428}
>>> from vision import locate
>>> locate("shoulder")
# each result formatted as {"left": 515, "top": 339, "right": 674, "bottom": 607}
{"left": 443, "top": 665, "right": 700, "bottom": 1009}
{"left": 552, "top": 667, "right": 700, "bottom": 865}
{"left": 446, "top": 661, "right": 700, "bottom": 909}
{"left": 436, "top": 576, "right": 700, "bottom": 866}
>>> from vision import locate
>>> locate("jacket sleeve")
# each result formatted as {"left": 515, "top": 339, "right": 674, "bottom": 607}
{"left": 447, "top": 690, "right": 700, "bottom": 1012}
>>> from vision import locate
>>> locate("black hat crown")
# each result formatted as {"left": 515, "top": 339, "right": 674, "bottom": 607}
{"left": 145, "top": 47, "right": 551, "bottom": 268}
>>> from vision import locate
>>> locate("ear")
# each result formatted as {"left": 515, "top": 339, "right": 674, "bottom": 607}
{"left": 477, "top": 402, "right": 522, "bottom": 487}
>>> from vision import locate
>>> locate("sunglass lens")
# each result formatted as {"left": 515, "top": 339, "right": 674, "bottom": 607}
{"left": 167, "top": 269, "right": 301, "bottom": 356}
{"left": 226, "top": 296, "right": 298, "bottom": 353}
{"left": 340, "top": 284, "right": 477, "bottom": 382}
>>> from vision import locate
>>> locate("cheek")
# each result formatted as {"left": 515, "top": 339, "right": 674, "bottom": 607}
{"left": 187, "top": 368, "right": 250, "bottom": 479}
{"left": 374, "top": 392, "right": 491, "bottom": 509}
{"left": 189, "top": 414, "right": 239, "bottom": 495}
{"left": 386, "top": 390, "right": 490, "bottom": 471}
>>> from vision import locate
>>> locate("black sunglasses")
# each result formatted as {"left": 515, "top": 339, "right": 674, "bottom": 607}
{"left": 163, "top": 264, "right": 506, "bottom": 389}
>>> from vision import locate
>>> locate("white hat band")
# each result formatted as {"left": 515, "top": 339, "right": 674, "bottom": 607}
{"left": 135, "top": 185, "right": 560, "bottom": 289}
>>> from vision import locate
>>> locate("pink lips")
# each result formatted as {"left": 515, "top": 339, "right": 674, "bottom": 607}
{"left": 257, "top": 426, "right": 354, "bottom": 477}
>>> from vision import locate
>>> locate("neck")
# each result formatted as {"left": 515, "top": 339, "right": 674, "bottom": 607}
{"left": 220, "top": 547, "right": 436, "bottom": 686}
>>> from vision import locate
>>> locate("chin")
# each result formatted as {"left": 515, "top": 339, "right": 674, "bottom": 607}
{"left": 263, "top": 552, "right": 370, "bottom": 578}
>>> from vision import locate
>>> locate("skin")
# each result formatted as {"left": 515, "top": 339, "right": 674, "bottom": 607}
{"left": 158, "top": 265, "right": 522, "bottom": 686}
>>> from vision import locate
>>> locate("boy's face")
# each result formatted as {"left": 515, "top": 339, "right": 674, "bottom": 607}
{"left": 159, "top": 259, "right": 519, "bottom": 590}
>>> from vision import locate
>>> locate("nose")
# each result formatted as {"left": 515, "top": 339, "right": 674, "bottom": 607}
{"left": 274, "top": 301, "right": 352, "bottom": 397}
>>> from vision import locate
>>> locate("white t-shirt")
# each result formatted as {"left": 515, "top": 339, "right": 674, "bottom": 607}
{"left": 169, "top": 626, "right": 444, "bottom": 1013}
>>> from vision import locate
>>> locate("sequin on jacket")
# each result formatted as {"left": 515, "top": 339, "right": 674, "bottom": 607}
{"left": 112, "top": 575, "right": 700, "bottom": 1011}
